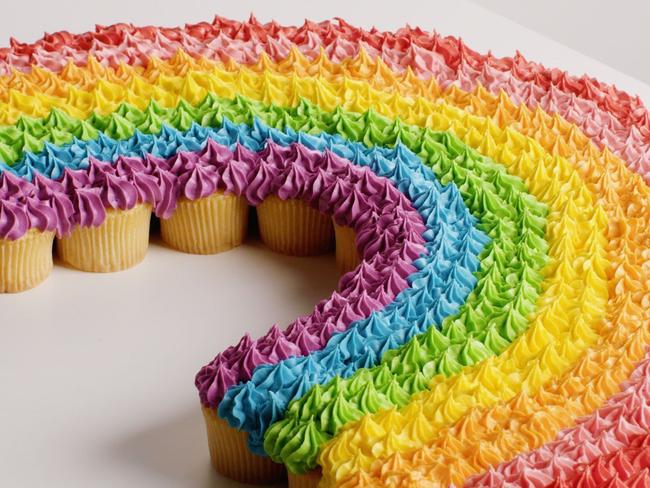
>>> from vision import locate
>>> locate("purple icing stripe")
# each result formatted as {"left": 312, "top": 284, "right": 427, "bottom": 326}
{"left": 1, "top": 139, "right": 427, "bottom": 399}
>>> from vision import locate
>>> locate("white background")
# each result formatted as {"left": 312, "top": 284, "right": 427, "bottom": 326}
{"left": 470, "top": 0, "right": 650, "bottom": 85}
{"left": 1, "top": 2, "right": 649, "bottom": 487}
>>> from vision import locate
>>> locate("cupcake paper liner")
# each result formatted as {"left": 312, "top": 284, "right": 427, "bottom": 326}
{"left": 201, "top": 407, "right": 286, "bottom": 485}
{"left": 333, "top": 223, "right": 360, "bottom": 274}
{"left": 288, "top": 469, "right": 322, "bottom": 488}
{"left": 4, "top": 13, "right": 650, "bottom": 488}
{"left": 257, "top": 196, "right": 334, "bottom": 256}
{"left": 0, "top": 229, "right": 54, "bottom": 293}
{"left": 57, "top": 204, "right": 152, "bottom": 273}
{"left": 161, "top": 192, "right": 248, "bottom": 255}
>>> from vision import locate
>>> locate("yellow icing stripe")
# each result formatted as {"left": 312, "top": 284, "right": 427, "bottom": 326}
{"left": 0, "top": 55, "right": 612, "bottom": 487}
{"left": 328, "top": 83, "right": 650, "bottom": 487}
{"left": 1, "top": 50, "right": 647, "bottom": 206}
{"left": 309, "top": 85, "right": 608, "bottom": 485}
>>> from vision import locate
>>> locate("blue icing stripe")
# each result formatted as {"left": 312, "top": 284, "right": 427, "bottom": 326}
{"left": 2, "top": 118, "right": 488, "bottom": 456}
{"left": 219, "top": 122, "right": 487, "bottom": 455}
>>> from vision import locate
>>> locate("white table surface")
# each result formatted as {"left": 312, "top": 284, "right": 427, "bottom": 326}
{"left": 1, "top": 2, "right": 649, "bottom": 487}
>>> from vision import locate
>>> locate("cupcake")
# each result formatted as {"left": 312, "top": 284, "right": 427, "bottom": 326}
{"left": 56, "top": 161, "right": 153, "bottom": 273}
{"left": 193, "top": 140, "right": 431, "bottom": 485}
{"left": 251, "top": 143, "right": 334, "bottom": 256}
{"left": 257, "top": 196, "right": 333, "bottom": 256}
{"left": 0, "top": 173, "right": 70, "bottom": 293}
{"left": 160, "top": 149, "right": 249, "bottom": 254}
{"left": 161, "top": 192, "right": 248, "bottom": 254}
{"left": 0, "top": 200, "right": 55, "bottom": 293}
{"left": 201, "top": 407, "right": 286, "bottom": 484}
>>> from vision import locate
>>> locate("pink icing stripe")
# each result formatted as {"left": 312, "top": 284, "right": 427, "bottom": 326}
{"left": 0, "top": 16, "right": 643, "bottom": 124}
{"left": 464, "top": 351, "right": 650, "bottom": 488}
{"left": 1, "top": 17, "right": 648, "bottom": 181}
{"left": 548, "top": 436, "right": 650, "bottom": 487}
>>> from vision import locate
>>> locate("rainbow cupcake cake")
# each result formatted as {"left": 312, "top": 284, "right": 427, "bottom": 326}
{"left": 1, "top": 15, "right": 650, "bottom": 488}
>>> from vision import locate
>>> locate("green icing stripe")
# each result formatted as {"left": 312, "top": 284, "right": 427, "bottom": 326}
{"left": 0, "top": 95, "right": 548, "bottom": 474}
{"left": 256, "top": 103, "right": 548, "bottom": 473}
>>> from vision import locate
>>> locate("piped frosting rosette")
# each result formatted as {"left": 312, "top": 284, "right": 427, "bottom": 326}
{"left": 0, "top": 72, "right": 550, "bottom": 462}
{"left": 0, "top": 16, "right": 648, "bottom": 181}
{"left": 1, "top": 88, "right": 552, "bottom": 476}
{"left": 1, "top": 17, "right": 649, "bottom": 488}
{"left": 466, "top": 356, "right": 650, "bottom": 487}
{"left": 0, "top": 96, "right": 495, "bottom": 398}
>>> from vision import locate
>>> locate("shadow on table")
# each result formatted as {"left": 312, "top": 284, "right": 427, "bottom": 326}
{"left": 109, "top": 407, "right": 287, "bottom": 488}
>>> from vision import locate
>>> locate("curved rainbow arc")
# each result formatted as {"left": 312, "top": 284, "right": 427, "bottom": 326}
{"left": 0, "top": 16, "right": 648, "bottom": 182}
{"left": 0, "top": 17, "right": 648, "bottom": 488}
{"left": 201, "top": 62, "right": 609, "bottom": 485}
{"left": 0, "top": 49, "right": 647, "bottom": 200}
{"left": 2, "top": 83, "right": 548, "bottom": 462}
{"left": 0, "top": 53, "right": 628, "bottom": 484}
{"left": 466, "top": 355, "right": 650, "bottom": 487}
{"left": 0, "top": 57, "right": 604, "bottom": 468}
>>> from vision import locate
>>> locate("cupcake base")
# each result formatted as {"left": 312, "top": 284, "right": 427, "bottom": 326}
{"left": 57, "top": 204, "right": 152, "bottom": 273}
{"left": 201, "top": 406, "right": 286, "bottom": 485}
{"left": 333, "top": 223, "right": 360, "bottom": 274}
{"left": 0, "top": 229, "right": 54, "bottom": 293}
{"left": 257, "top": 196, "right": 334, "bottom": 256}
{"left": 161, "top": 192, "right": 249, "bottom": 254}
{"left": 288, "top": 469, "right": 322, "bottom": 488}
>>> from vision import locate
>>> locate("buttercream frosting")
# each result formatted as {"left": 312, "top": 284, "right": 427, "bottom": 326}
{"left": 2, "top": 16, "right": 650, "bottom": 488}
